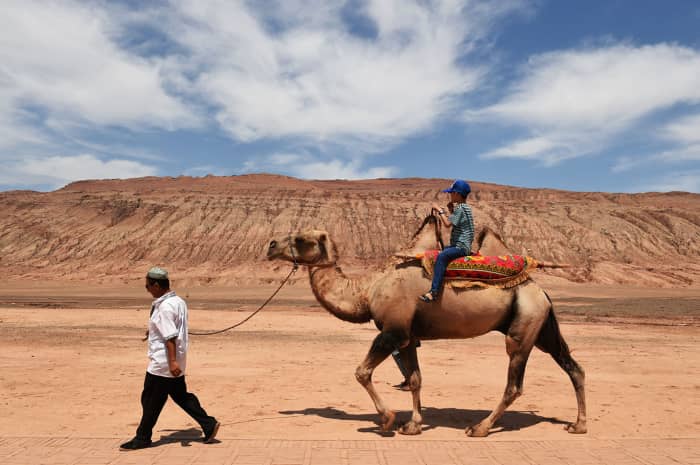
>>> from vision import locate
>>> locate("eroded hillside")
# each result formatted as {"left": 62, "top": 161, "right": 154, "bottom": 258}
{"left": 1, "top": 174, "right": 699, "bottom": 287}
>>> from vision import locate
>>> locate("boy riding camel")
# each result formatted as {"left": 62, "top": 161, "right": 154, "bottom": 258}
{"left": 419, "top": 179, "right": 474, "bottom": 302}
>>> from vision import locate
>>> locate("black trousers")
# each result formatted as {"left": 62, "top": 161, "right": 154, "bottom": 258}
{"left": 135, "top": 372, "right": 217, "bottom": 441}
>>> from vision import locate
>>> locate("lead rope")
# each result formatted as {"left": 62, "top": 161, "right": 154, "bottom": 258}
{"left": 188, "top": 240, "right": 299, "bottom": 336}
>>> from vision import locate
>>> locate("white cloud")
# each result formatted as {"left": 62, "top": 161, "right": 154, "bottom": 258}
{"left": 0, "top": 1, "right": 197, "bottom": 189}
{"left": 484, "top": 44, "right": 700, "bottom": 129}
{"left": 0, "top": 0, "right": 539, "bottom": 189}
{"left": 183, "top": 165, "right": 228, "bottom": 177}
{"left": 60, "top": 138, "right": 168, "bottom": 163}
{"left": 613, "top": 113, "right": 700, "bottom": 172}
{"left": 0, "top": 113, "right": 45, "bottom": 151}
{"left": 294, "top": 159, "right": 397, "bottom": 179}
{"left": 241, "top": 152, "right": 397, "bottom": 179}
{"left": 662, "top": 113, "right": 700, "bottom": 144}
{"left": 612, "top": 147, "right": 700, "bottom": 174}
{"left": 0, "top": 86, "right": 46, "bottom": 149}
{"left": 481, "top": 135, "right": 566, "bottom": 164}
{"left": 267, "top": 153, "right": 307, "bottom": 166}
{"left": 641, "top": 170, "right": 700, "bottom": 193}
{"left": 476, "top": 43, "right": 700, "bottom": 162}
{"left": 158, "top": 0, "right": 521, "bottom": 148}
{"left": 0, "top": 0, "right": 196, "bottom": 133}
{"left": 0, "top": 154, "right": 157, "bottom": 190}
{"left": 654, "top": 144, "right": 700, "bottom": 162}
{"left": 611, "top": 155, "right": 645, "bottom": 173}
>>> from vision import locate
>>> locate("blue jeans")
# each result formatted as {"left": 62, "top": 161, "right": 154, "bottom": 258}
{"left": 430, "top": 246, "right": 468, "bottom": 295}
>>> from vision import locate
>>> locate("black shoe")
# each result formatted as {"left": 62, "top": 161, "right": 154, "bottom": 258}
{"left": 119, "top": 437, "right": 152, "bottom": 451}
{"left": 203, "top": 421, "right": 220, "bottom": 444}
{"left": 394, "top": 380, "right": 411, "bottom": 391}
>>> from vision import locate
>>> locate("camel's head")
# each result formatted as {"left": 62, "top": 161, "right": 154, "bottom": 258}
{"left": 267, "top": 230, "right": 338, "bottom": 266}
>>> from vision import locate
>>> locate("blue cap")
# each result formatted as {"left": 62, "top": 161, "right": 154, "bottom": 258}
{"left": 442, "top": 179, "right": 471, "bottom": 197}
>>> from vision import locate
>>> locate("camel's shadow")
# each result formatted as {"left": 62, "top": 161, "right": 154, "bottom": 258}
{"left": 279, "top": 406, "right": 568, "bottom": 437}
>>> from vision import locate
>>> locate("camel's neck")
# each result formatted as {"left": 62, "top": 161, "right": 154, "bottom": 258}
{"left": 308, "top": 265, "right": 372, "bottom": 324}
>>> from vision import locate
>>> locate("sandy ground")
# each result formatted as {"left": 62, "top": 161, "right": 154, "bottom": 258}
{"left": 1, "top": 279, "right": 699, "bottom": 443}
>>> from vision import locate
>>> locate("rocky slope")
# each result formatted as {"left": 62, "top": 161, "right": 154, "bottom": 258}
{"left": 1, "top": 174, "right": 699, "bottom": 287}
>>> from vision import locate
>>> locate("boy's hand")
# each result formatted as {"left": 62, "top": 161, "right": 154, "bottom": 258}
{"left": 447, "top": 202, "right": 454, "bottom": 213}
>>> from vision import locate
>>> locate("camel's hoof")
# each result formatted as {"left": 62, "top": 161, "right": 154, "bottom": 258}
{"left": 398, "top": 421, "right": 422, "bottom": 435}
{"left": 565, "top": 422, "right": 587, "bottom": 434}
{"left": 466, "top": 424, "right": 490, "bottom": 437}
{"left": 380, "top": 411, "right": 396, "bottom": 432}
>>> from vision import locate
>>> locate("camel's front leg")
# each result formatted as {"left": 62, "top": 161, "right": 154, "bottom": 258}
{"left": 396, "top": 341, "right": 423, "bottom": 435}
{"left": 355, "top": 332, "right": 401, "bottom": 432}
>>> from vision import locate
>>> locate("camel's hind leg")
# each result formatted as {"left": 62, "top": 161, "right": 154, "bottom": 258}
{"left": 467, "top": 285, "right": 544, "bottom": 437}
{"left": 535, "top": 299, "right": 587, "bottom": 434}
{"left": 355, "top": 331, "right": 405, "bottom": 432}
{"left": 466, "top": 332, "right": 534, "bottom": 437}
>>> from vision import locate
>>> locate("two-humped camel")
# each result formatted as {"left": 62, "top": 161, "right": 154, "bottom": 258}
{"left": 266, "top": 213, "right": 586, "bottom": 436}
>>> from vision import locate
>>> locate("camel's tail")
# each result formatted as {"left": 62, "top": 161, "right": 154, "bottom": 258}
{"left": 535, "top": 292, "right": 572, "bottom": 360}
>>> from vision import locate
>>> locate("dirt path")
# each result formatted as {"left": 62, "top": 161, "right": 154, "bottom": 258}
{"left": 1, "top": 302, "right": 699, "bottom": 441}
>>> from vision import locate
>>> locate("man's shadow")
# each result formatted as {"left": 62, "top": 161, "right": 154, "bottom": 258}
{"left": 149, "top": 427, "right": 221, "bottom": 448}
{"left": 279, "top": 406, "right": 568, "bottom": 437}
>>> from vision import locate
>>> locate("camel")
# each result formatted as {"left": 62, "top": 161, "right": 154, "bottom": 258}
{"left": 266, "top": 213, "right": 586, "bottom": 437}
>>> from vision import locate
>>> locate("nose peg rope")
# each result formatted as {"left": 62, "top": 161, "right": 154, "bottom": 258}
{"left": 188, "top": 238, "right": 299, "bottom": 336}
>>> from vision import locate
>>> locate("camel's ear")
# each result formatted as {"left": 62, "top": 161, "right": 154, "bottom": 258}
{"left": 318, "top": 232, "right": 336, "bottom": 263}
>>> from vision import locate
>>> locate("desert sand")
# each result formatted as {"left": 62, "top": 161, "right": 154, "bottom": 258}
{"left": 1, "top": 277, "right": 699, "bottom": 443}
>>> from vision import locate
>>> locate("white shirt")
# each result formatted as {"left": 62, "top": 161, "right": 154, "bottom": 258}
{"left": 147, "top": 291, "right": 188, "bottom": 378}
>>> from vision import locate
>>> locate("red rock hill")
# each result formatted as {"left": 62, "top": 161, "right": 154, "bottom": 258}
{"left": 1, "top": 174, "right": 699, "bottom": 287}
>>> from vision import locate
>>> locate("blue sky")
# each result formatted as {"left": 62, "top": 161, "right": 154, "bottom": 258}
{"left": 1, "top": 0, "right": 700, "bottom": 193}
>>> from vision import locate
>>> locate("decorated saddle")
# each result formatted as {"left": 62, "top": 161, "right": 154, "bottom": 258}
{"left": 419, "top": 250, "right": 539, "bottom": 289}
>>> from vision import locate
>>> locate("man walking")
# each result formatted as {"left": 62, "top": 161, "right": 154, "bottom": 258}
{"left": 120, "top": 266, "right": 220, "bottom": 450}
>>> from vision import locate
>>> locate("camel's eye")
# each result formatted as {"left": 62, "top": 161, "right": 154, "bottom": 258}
{"left": 269, "top": 240, "right": 277, "bottom": 250}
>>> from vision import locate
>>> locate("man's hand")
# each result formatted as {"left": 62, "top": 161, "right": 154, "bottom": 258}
{"left": 169, "top": 360, "right": 182, "bottom": 377}
{"left": 165, "top": 338, "right": 181, "bottom": 376}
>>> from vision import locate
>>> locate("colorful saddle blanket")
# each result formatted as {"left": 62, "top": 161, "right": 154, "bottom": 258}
{"left": 420, "top": 250, "right": 539, "bottom": 288}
